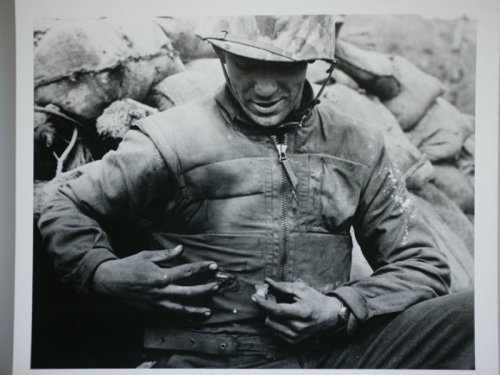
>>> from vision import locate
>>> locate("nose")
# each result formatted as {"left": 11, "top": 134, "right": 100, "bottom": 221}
{"left": 254, "top": 77, "right": 279, "bottom": 99}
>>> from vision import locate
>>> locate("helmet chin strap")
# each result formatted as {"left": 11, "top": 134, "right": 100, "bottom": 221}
{"left": 216, "top": 50, "right": 340, "bottom": 130}
{"left": 291, "top": 58, "right": 340, "bottom": 129}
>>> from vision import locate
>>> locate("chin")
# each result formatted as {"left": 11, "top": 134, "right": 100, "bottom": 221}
{"left": 246, "top": 112, "right": 287, "bottom": 127}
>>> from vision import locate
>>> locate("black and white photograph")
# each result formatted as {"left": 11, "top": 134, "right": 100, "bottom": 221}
{"left": 11, "top": 0, "right": 500, "bottom": 373}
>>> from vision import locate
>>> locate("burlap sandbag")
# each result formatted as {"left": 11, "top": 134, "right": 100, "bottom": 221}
{"left": 148, "top": 59, "right": 225, "bottom": 111}
{"left": 318, "top": 83, "right": 434, "bottom": 190}
{"left": 35, "top": 19, "right": 185, "bottom": 120}
{"left": 307, "top": 59, "right": 359, "bottom": 90}
{"left": 154, "top": 17, "right": 218, "bottom": 62}
{"left": 412, "top": 193, "right": 473, "bottom": 292}
{"left": 185, "top": 58, "right": 225, "bottom": 76}
{"left": 416, "top": 182, "right": 474, "bottom": 253}
{"left": 334, "top": 40, "right": 400, "bottom": 100}
{"left": 431, "top": 164, "right": 474, "bottom": 215}
{"left": 383, "top": 56, "right": 444, "bottom": 131}
{"left": 407, "top": 97, "right": 474, "bottom": 162}
{"left": 96, "top": 99, "right": 158, "bottom": 141}
{"left": 457, "top": 134, "right": 475, "bottom": 188}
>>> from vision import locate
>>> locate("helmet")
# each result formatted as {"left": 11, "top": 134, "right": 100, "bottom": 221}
{"left": 197, "top": 15, "right": 336, "bottom": 63}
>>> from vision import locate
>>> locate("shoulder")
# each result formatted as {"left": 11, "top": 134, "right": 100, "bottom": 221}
{"left": 313, "top": 101, "right": 385, "bottom": 168}
{"left": 140, "top": 95, "right": 219, "bottom": 133}
{"left": 134, "top": 95, "right": 224, "bottom": 153}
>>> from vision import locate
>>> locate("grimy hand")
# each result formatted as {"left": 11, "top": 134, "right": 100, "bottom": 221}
{"left": 252, "top": 278, "right": 343, "bottom": 345}
{"left": 92, "top": 245, "right": 219, "bottom": 317}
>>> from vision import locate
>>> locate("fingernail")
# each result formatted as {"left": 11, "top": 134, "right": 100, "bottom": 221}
{"left": 174, "top": 245, "right": 183, "bottom": 251}
{"left": 209, "top": 263, "right": 218, "bottom": 270}
{"left": 212, "top": 284, "right": 219, "bottom": 291}
{"left": 204, "top": 310, "right": 211, "bottom": 316}
{"left": 251, "top": 296, "right": 257, "bottom": 303}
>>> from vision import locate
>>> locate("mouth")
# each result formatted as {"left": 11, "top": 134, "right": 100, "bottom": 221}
{"left": 250, "top": 98, "right": 283, "bottom": 114}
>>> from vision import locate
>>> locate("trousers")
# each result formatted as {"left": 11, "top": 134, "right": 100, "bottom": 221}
{"left": 148, "top": 290, "right": 474, "bottom": 369}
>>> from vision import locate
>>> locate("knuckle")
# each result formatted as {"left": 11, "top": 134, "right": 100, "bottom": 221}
{"left": 161, "top": 273, "right": 172, "bottom": 284}
{"left": 137, "top": 250, "right": 150, "bottom": 259}
{"left": 184, "top": 265, "right": 194, "bottom": 277}
{"left": 303, "top": 307, "right": 312, "bottom": 319}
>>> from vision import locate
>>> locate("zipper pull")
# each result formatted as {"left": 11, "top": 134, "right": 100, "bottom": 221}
{"left": 276, "top": 143, "right": 288, "bottom": 162}
{"left": 272, "top": 140, "right": 299, "bottom": 202}
{"left": 271, "top": 134, "right": 299, "bottom": 202}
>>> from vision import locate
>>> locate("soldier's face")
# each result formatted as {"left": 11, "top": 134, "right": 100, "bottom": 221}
{"left": 223, "top": 52, "right": 308, "bottom": 127}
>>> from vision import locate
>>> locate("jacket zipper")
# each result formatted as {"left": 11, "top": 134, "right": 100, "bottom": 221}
{"left": 271, "top": 134, "right": 298, "bottom": 281}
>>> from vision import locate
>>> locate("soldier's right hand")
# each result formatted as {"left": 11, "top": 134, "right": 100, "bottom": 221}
{"left": 91, "top": 245, "right": 218, "bottom": 317}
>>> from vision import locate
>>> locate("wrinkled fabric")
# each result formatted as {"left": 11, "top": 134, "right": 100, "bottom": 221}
{"left": 149, "top": 290, "right": 473, "bottom": 369}
{"left": 39, "top": 83, "right": 450, "bottom": 336}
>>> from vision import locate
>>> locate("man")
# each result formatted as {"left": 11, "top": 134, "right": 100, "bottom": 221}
{"left": 39, "top": 15, "right": 473, "bottom": 368}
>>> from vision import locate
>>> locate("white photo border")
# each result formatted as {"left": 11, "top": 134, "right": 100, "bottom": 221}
{"left": 14, "top": 0, "right": 500, "bottom": 374}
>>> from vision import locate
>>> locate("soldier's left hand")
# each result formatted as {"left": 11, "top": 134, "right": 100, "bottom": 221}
{"left": 252, "top": 278, "right": 343, "bottom": 345}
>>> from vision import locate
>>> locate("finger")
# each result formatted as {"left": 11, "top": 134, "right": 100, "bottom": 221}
{"left": 265, "top": 278, "right": 297, "bottom": 296}
{"left": 162, "top": 261, "right": 218, "bottom": 283}
{"left": 288, "top": 318, "right": 308, "bottom": 332}
{"left": 156, "top": 300, "right": 212, "bottom": 317}
{"left": 252, "top": 294, "right": 305, "bottom": 318}
{"left": 265, "top": 317, "right": 298, "bottom": 340}
{"left": 149, "top": 245, "right": 184, "bottom": 263}
{"left": 155, "top": 282, "right": 219, "bottom": 298}
{"left": 138, "top": 245, "right": 183, "bottom": 263}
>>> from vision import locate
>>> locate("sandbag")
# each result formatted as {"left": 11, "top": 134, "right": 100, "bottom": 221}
{"left": 154, "top": 17, "right": 218, "bottom": 62}
{"left": 407, "top": 97, "right": 474, "bottom": 162}
{"left": 318, "top": 83, "right": 434, "bottom": 190}
{"left": 416, "top": 182, "right": 474, "bottom": 253}
{"left": 334, "top": 40, "right": 400, "bottom": 100}
{"left": 431, "top": 164, "right": 474, "bottom": 215}
{"left": 148, "top": 64, "right": 225, "bottom": 111}
{"left": 307, "top": 59, "right": 359, "bottom": 90}
{"left": 412, "top": 193, "right": 473, "bottom": 292}
{"left": 96, "top": 99, "right": 158, "bottom": 141}
{"left": 383, "top": 56, "right": 444, "bottom": 131}
{"left": 185, "top": 58, "right": 225, "bottom": 76}
{"left": 457, "top": 134, "right": 475, "bottom": 187}
{"left": 35, "top": 19, "right": 185, "bottom": 120}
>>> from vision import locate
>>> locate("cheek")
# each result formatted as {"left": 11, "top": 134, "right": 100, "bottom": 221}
{"left": 281, "top": 78, "right": 305, "bottom": 98}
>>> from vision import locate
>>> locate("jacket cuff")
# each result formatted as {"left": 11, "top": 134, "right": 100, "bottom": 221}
{"left": 61, "top": 248, "right": 118, "bottom": 295}
{"left": 331, "top": 286, "right": 369, "bottom": 335}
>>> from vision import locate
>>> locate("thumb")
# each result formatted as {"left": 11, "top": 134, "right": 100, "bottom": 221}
{"left": 149, "top": 245, "right": 183, "bottom": 263}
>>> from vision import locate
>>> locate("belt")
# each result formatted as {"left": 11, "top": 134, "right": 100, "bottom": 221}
{"left": 144, "top": 328, "right": 293, "bottom": 358}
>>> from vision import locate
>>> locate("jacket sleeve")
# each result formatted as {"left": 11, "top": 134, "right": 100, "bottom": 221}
{"left": 331, "top": 135, "right": 451, "bottom": 329}
{"left": 38, "top": 126, "right": 172, "bottom": 294}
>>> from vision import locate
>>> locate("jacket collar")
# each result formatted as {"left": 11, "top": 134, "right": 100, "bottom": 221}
{"left": 214, "top": 80, "right": 316, "bottom": 132}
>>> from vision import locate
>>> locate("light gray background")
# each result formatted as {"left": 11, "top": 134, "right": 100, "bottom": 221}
{"left": 0, "top": 0, "right": 16, "bottom": 373}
